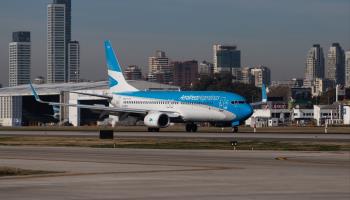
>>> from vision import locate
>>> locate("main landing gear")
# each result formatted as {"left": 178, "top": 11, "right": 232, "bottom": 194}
{"left": 148, "top": 127, "right": 160, "bottom": 132}
{"left": 186, "top": 123, "right": 198, "bottom": 132}
{"left": 232, "top": 126, "right": 239, "bottom": 133}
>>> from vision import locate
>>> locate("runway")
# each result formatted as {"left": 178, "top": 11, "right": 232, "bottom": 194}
{"left": 1, "top": 130, "right": 350, "bottom": 141}
{"left": 0, "top": 146, "right": 349, "bottom": 200}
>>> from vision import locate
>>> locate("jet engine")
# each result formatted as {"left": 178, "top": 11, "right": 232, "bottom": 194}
{"left": 144, "top": 112, "right": 170, "bottom": 128}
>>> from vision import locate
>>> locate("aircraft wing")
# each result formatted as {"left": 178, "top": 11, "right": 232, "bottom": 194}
{"left": 250, "top": 84, "right": 267, "bottom": 107}
{"left": 29, "top": 83, "right": 146, "bottom": 114}
{"left": 29, "top": 83, "right": 180, "bottom": 117}
{"left": 68, "top": 91, "right": 113, "bottom": 100}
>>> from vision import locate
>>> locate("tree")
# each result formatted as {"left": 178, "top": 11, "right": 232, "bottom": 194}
{"left": 318, "top": 88, "right": 336, "bottom": 105}
{"left": 268, "top": 86, "right": 291, "bottom": 101}
{"left": 191, "top": 73, "right": 260, "bottom": 103}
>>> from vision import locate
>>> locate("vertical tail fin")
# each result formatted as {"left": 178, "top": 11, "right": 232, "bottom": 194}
{"left": 104, "top": 40, "right": 138, "bottom": 93}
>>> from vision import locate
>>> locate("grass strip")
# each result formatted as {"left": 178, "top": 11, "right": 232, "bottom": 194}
{"left": 0, "top": 136, "right": 349, "bottom": 151}
{"left": 1, "top": 126, "right": 350, "bottom": 133}
{"left": 0, "top": 166, "right": 59, "bottom": 177}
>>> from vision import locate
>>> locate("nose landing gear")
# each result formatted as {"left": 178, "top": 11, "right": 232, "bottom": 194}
{"left": 232, "top": 126, "right": 239, "bottom": 133}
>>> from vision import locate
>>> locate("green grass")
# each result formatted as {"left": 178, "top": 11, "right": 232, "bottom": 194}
{"left": 1, "top": 136, "right": 348, "bottom": 151}
{"left": 1, "top": 125, "right": 350, "bottom": 133}
{"left": 0, "top": 166, "right": 59, "bottom": 177}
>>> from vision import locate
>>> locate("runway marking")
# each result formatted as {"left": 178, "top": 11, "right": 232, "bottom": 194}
{"left": 274, "top": 156, "right": 350, "bottom": 166}
{"left": 275, "top": 157, "right": 288, "bottom": 161}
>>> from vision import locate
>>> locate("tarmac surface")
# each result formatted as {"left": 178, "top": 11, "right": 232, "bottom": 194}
{"left": 0, "top": 146, "right": 349, "bottom": 200}
{"left": 1, "top": 131, "right": 350, "bottom": 141}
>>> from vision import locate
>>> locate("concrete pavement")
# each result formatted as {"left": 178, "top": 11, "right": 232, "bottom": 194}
{"left": 0, "top": 146, "right": 349, "bottom": 200}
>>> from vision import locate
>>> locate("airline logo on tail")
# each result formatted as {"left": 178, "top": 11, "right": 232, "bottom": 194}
{"left": 104, "top": 40, "right": 138, "bottom": 93}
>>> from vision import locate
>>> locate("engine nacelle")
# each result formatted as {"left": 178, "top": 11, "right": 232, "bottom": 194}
{"left": 144, "top": 112, "right": 170, "bottom": 128}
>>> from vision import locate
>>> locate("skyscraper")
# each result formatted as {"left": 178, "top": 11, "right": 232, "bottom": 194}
{"left": 303, "top": 44, "right": 325, "bottom": 87}
{"left": 148, "top": 51, "right": 172, "bottom": 84}
{"left": 250, "top": 65, "right": 271, "bottom": 87}
{"left": 198, "top": 61, "right": 214, "bottom": 76}
{"left": 346, "top": 51, "right": 350, "bottom": 88}
{"left": 172, "top": 60, "right": 198, "bottom": 88}
{"left": 213, "top": 45, "right": 241, "bottom": 73}
{"left": 125, "top": 65, "right": 142, "bottom": 80}
{"left": 53, "top": 0, "right": 71, "bottom": 42}
{"left": 326, "top": 43, "right": 345, "bottom": 85}
{"left": 47, "top": 0, "right": 79, "bottom": 83}
{"left": 9, "top": 31, "right": 31, "bottom": 87}
{"left": 47, "top": 3, "right": 66, "bottom": 83}
{"left": 68, "top": 41, "right": 80, "bottom": 82}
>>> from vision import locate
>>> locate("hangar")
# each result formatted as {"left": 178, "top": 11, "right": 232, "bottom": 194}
{"left": 0, "top": 81, "right": 179, "bottom": 127}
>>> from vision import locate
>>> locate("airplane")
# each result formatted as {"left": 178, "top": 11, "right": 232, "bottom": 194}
{"left": 30, "top": 40, "right": 267, "bottom": 133}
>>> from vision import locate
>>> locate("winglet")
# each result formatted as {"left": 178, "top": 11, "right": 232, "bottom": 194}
{"left": 29, "top": 82, "right": 42, "bottom": 102}
{"left": 262, "top": 84, "right": 267, "bottom": 103}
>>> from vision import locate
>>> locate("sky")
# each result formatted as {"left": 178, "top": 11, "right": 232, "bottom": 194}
{"left": 0, "top": 0, "right": 349, "bottom": 87}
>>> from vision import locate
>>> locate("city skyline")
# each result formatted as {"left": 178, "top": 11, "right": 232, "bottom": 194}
{"left": 0, "top": 0, "right": 349, "bottom": 86}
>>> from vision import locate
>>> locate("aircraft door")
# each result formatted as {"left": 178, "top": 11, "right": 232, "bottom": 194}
{"left": 219, "top": 97, "right": 228, "bottom": 111}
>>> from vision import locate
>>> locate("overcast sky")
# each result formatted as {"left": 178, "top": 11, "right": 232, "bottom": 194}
{"left": 0, "top": 0, "right": 349, "bottom": 86}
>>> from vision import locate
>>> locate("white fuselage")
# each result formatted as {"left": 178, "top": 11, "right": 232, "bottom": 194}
{"left": 111, "top": 95, "right": 235, "bottom": 122}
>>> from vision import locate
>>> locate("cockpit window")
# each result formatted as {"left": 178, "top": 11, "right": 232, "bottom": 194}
{"left": 231, "top": 100, "right": 246, "bottom": 104}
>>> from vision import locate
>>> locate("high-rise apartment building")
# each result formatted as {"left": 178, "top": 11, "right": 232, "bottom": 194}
{"left": 149, "top": 51, "right": 170, "bottom": 73}
{"left": 47, "top": 3, "right": 66, "bottom": 83}
{"left": 213, "top": 45, "right": 241, "bottom": 73}
{"left": 148, "top": 51, "right": 172, "bottom": 84}
{"left": 311, "top": 78, "right": 335, "bottom": 97}
{"left": 125, "top": 65, "right": 142, "bottom": 80}
{"left": 345, "top": 51, "right": 350, "bottom": 88}
{"left": 240, "top": 67, "right": 254, "bottom": 85}
{"left": 147, "top": 71, "right": 166, "bottom": 83}
{"left": 304, "top": 44, "right": 325, "bottom": 87}
{"left": 198, "top": 61, "right": 214, "bottom": 76}
{"left": 68, "top": 41, "right": 80, "bottom": 82}
{"left": 326, "top": 43, "right": 345, "bottom": 85}
{"left": 250, "top": 65, "right": 271, "bottom": 87}
{"left": 9, "top": 31, "right": 31, "bottom": 87}
{"left": 47, "top": 0, "right": 79, "bottom": 83}
{"left": 172, "top": 60, "right": 198, "bottom": 88}
{"left": 53, "top": 0, "right": 71, "bottom": 42}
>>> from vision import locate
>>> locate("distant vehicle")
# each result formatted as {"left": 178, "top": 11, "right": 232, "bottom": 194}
{"left": 30, "top": 40, "right": 267, "bottom": 132}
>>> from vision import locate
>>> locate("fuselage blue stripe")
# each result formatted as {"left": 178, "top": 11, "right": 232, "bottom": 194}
{"left": 113, "top": 91, "right": 253, "bottom": 122}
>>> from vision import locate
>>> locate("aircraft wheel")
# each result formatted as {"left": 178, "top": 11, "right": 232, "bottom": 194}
{"left": 232, "top": 126, "right": 239, "bottom": 133}
{"left": 148, "top": 127, "right": 160, "bottom": 132}
{"left": 191, "top": 124, "right": 198, "bottom": 132}
{"left": 185, "top": 124, "right": 192, "bottom": 132}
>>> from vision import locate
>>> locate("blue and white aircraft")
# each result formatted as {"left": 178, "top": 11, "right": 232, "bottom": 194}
{"left": 30, "top": 40, "right": 266, "bottom": 132}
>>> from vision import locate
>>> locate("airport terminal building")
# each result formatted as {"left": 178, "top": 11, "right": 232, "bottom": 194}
{"left": 0, "top": 81, "right": 179, "bottom": 127}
